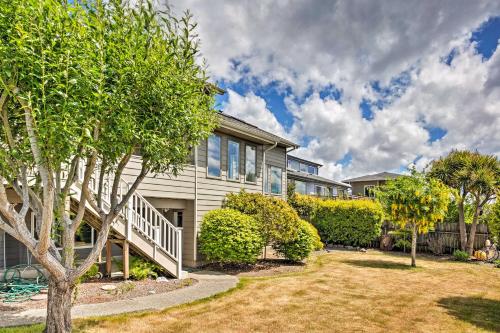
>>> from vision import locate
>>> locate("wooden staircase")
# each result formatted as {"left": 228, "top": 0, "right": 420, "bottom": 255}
{"left": 68, "top": 160, "right": 183, "bottom": 278}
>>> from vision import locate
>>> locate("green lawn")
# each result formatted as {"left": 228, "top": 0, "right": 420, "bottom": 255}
{"left": 3, "top": 250, "right": 500, "bottom": 333}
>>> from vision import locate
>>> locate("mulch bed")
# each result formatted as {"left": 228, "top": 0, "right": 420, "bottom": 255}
{"left": 0, "top": 277, "right": 196, "bottom": 312}
{"left": 201, "top": 259, "right": 306, "bottom": 277}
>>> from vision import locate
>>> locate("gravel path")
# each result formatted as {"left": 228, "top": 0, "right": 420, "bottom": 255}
{"left": 0, "top": 271, "right": 238, "bottom": 328}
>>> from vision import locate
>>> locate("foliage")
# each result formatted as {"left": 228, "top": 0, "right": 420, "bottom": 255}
{"left": 389, "top": 229, "right": 412, "bottom": 252}
{"left": 428, "top": 150, "right": 500, "bottom": 252}
{"left": 78, "top": 264, "right": 99, "bottom": 283}
{"left": 311, "top": 199, "right": 384, "bottom": 246}
{"left": 199, "top": 209, "right": 264, "bottom": 264}
{"left": 483, "top": 200, "right": 500, "bottom": 245}
{"left": 224, "top": 191, "right": 301, "bottom": 245}
{"left": 115, "top": 256, "right": 162, "bottom": 280}
{"left": 494, "top": 260, "right": 500, "bottom": 268}
{"left": 288, "top": 193, "right": 322, "bottom": 221}
{"left": 376, "top": 170, "right": 451, "bottom": 266}
{"left": 272, "top": 220, "right": 323, "bottom": 261}
{"left": 453, "top": 250, "right": 470, "bottom": 262}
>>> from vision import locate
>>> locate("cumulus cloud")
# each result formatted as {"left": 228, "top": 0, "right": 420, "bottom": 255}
{"left": 166, "top": 0, "right": 500, "bottom": 180}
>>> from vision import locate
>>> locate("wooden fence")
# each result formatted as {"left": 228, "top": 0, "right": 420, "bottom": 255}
{"left": 369, "top": 222, "right": 491, "bottom": 255}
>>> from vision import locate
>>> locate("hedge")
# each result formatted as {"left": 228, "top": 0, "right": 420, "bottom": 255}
{"left": 199, "top": 208, "right": 264, "bottom": 264}
{"left": 288, "top": 193, "right": 322, "bottom": 221}
{"left": 312, "top": 199, "right": 384, "bottom": 246}
{"left": 272, "top": 220, "right": 323, "bottom": 261}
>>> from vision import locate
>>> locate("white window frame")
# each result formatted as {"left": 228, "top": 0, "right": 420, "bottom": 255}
{"left": 227, "top": 139, "right": 240, "bottom": 181}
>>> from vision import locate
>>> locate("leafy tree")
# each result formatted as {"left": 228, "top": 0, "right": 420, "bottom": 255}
{"left": 428, "top": 150, "right": 499, "bottom": 254}
{"left": 376, "top": 171, "right": 451, "bottom": 267}
{"left": 0, "top": 1, "right": 216, "bottom": 331}
{"left": 484, "top": 199, "right": 500, "bottom": 245}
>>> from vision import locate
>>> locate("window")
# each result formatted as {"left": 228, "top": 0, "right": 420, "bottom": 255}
{"left": 266, "top": 166, "right": 282, "bottom": 194}
{"left": 174, "top": 211, "right": 183, "bottom": 228}
{"left": 293, "top": 180, "right": 306, "bottom": 194}
{"left": 331, "top": 186, "right": 338, "bottom": 197}
{"left": 308, "top": 165, "right": 318, "bottom": 175}
{"left": 245, "top": 145, "right": 256, "bottom": 182}
{"left": 288, "top": 159, "right": 299, "bottom": 171}
{"left": 299, "top": 163, "right": 308, "bottom": 173}
{"left": 227, "top": 140, "right": 240, "bottom": 180}
{"left": 306, "top": 182, "right": 315, "bottom": 195}
{"left": 364, "top": 185, "right": 375, "bottom": 197}
{"left": 207, "top": 135, "right": 221, "bottom": 177}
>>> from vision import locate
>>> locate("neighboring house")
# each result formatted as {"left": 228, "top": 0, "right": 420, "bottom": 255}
{"left": 287, "top": 155, "right": 350, "bottom": 198}
{"left": 0, "top": 112, "right": 299, "bottom": 277}
{"left": 343, "top": 172, "right": 401, "bottom": 197}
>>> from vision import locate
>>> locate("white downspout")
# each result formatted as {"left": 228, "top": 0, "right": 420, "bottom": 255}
{"left": 193, "top": 144, "right": 198, "bottom": 265}
{"left": 262, "top": 142, "right": 278, "bottom": 194}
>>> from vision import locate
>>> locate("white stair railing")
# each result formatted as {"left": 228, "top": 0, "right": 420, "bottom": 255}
{"left": 70, "top": 159, "right": 182, "bottom": 277}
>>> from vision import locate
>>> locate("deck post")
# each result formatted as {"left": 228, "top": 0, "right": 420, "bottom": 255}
{"left": 106, "top": 240, "right": 112, "bottom": 277}
{"left": 122, "top": 240, "right": 129, "bottom": 280}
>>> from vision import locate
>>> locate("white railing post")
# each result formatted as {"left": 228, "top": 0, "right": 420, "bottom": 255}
{"left": 176, "top": 228, "right": 182, "bottom": 278}
{"left": 126, "top": 196, "right": 133, "bottom": 241}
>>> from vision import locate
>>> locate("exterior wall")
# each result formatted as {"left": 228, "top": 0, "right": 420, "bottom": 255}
{"left": 350, "top": 180, "right": 385, "bottom": 197}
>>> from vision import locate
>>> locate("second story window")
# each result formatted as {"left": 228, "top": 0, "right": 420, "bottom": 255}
{"left": 288, "top": 159, "right": 299, "bottom": 171}
{"left": 295, "top": 180, "right": 306, "bottom": 194}
{"left": 228, "top": 140, "right": 240, "bottom": 180}
{"left": 245, "top": 145, "right": 256, "bottom": 183}
{"left": 207, "top": 135, "right": 221, "bottom": 177}
{"left": 308, "top": 165, "right": 318, "bottom": 175}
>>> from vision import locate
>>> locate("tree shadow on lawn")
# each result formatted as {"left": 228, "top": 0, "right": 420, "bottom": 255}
{"left": 438, "top": 296, "right": 500, "bottom": 332}
{"left": 341, "top": 259, "right": 413, "bottom": 270}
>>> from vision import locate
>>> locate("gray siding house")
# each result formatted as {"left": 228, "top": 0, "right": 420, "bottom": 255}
{"left": 343, "top": 172, "right": 401, "bottom": 197}
{"left": 287, "top": 155, "right": 350, "bottom": 198}
{"left": 0, "top": 112, "right": 299, "bottom": 276}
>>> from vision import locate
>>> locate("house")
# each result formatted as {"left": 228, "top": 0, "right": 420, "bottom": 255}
{"left": 342, "top": 172, "right": 401, "bottom": 197}
{"left": 287, "top": 155, "right": 350, "bottom": 197}
{"left": 0, "top": 112, "right": 299, "bottom": 278}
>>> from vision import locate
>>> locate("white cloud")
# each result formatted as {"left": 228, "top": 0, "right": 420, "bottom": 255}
{"left": 166, "top": 0, "right": 500, "bottom": 180}
{"left": 221, "top": 90, "right": 287, "bottom": 138}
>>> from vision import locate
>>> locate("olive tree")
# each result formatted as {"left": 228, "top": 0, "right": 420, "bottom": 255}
{"left": 376, "top": 171, "right": 451, "bottom": 267}
{"left": 428, "top": 150, "right": 499, "bottom": 254}
{"left": 0, "top": 0, "right": 216, "bottom": 331}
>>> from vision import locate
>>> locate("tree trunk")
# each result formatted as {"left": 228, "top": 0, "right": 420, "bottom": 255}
{"left": 466, "top": 204, "right": 481, "bottom": 255}
{"left": 45, "top": 278, "right": 73, "bottom": 333}
{"left": 457, "top": 199, "right": 467, "bottom": 251}
{"left": 411, "top": 224, "right": 417, "bottom": 267}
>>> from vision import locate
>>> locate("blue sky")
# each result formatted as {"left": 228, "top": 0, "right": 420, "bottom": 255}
{"left": 172, "top": 1, "right": 500, "bottom": 179}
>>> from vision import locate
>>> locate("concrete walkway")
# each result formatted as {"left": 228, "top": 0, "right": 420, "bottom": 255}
{"left": 0, "top": 271, "right": 238, "bottom": 328}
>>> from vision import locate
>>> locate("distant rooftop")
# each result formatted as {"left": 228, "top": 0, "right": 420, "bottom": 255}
{"left": 343, "top": 172, "right": 401, "bottom": 183}
{"left": 287, "top": 155, "right": 323, "bottom": 167}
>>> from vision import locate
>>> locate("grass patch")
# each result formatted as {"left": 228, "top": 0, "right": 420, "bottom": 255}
{"left": 341, "top": 259, "right": 415, "bottom": 270}
{"left": 438, "top": 296, "right": 500, "bottom": 332}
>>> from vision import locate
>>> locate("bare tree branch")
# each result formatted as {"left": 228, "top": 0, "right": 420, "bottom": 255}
{"left": 113, "top": 162, "right": 149, "bottom": 215}
{"left": 110, "top": 150, "right": 133, "bottom": 208}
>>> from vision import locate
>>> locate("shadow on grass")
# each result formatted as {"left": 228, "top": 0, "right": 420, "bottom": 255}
{"left": 438, "top": 296, "right": 500, "bottom": 332}
{"left": 342, "top": 259, "right": 413, "bottom": 270}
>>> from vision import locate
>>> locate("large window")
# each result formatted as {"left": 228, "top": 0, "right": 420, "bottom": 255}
{"left": 299, "top": 163, "right": 308, "bottom": 173}
{"left": 295, "top": 180, "right": 306, "bottom": 194}
{"left": 207, "top": 135, "right": 221, "bottom": 177}
{"left": 306, "top": 182, "right": 315, "bottom": 195}
{"left": 269, "top": 166, "right": 282, "bottom": 194}
{"left": 227, "top": 140, "right": 240, "bottom": 180}
{"left": 308, "top": 165, "right": 318, "bottom": 175}
{"left": 288, "top": 159, "right": 299, "bottom": 171}
{"left": 245, "top": 145, "right": 256, "bottom": 182}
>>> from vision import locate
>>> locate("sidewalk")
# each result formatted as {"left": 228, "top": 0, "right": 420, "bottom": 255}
{"left": 1, "top": 271, "right": 238, "bottom": 328}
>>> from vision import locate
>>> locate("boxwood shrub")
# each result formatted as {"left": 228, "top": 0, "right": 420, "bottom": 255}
{"left": 273, "top": 220, "right": 323, "bottom": 261}
{"left": 312, "top": 200, "right": 384, "bottom": 246}
{"left": 224, "top": 190, "right": 301, "bottom": 245}
{"left": 200, "top": 208, "right": 264, "bottom": 264}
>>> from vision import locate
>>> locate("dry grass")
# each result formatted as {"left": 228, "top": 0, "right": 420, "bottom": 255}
{"left": 8, "top": 250, "right": 500, "bottom": 333}
{"left": 73, "top": 250, "right": 500, "bottom": 333}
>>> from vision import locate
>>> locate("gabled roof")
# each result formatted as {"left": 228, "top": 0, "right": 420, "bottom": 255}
{"left": 287, "top": 155, "right": 323, "bottom": 167}
{"left": 218, "top": 112, "right": 299, "bottom": 149}
{"left": 288, "top": 169, "right": 351, "bottom": 188}
{"left": 342, "top": 172, "right": 401, "bottom": 183}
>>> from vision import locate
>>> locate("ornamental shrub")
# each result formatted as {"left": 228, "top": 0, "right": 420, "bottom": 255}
{"left": 272, "top": 220, "right": 323, "bottom": 261}
{"left": 312, "top": 200, "right": 384, "bottom": 246}
{"left": 224, "top": 191, "right": 301, "bottom": 246}
{"left": 452, "top": 250, "right": 470, "bottom": 262}
{"left": 115, "top": 256, "right": 162, "bottom": 280}
{"left": 200, "top": 209, "right": 264, "bottom": 264}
